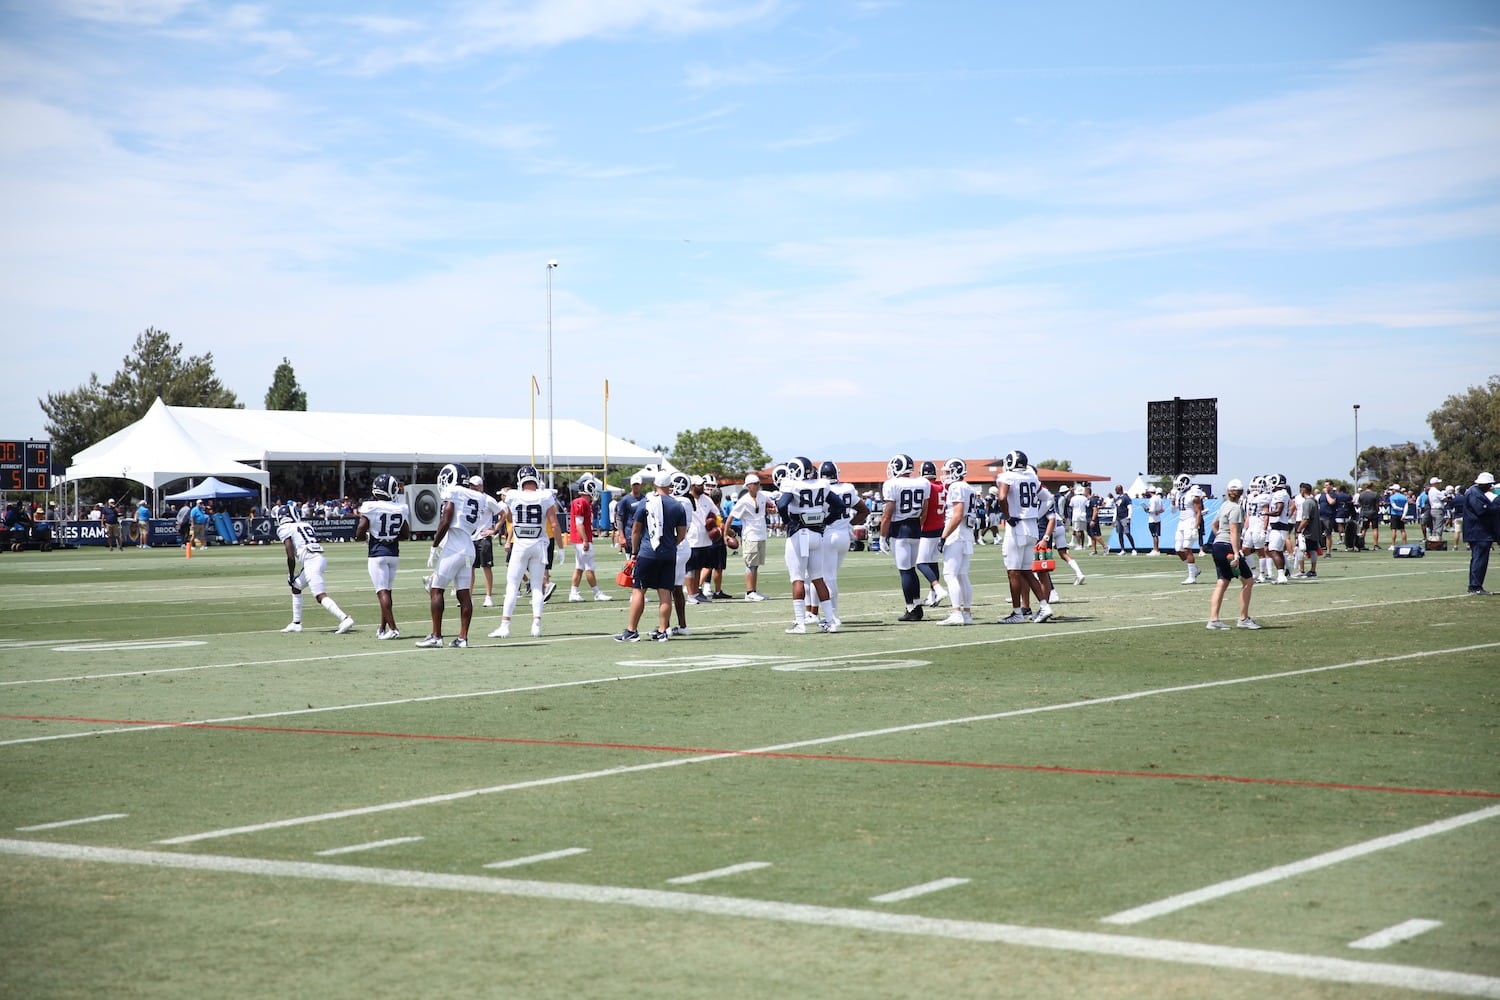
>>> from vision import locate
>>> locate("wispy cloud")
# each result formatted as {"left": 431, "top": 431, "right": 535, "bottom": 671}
{"left": 764, "top": 123, "right": 858, "bottom": 151}
{"left": 638, "top": 104, "right": 740, "bottom": 134}
{"left": 51, "top": 0, "right": 194, "bottom": 25}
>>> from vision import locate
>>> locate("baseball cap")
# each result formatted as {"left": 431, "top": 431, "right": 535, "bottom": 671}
{"left": 467, "top": 475, "right": 483, "bottom": 487}
{"left": 1430, "top": 477, "right": 1442, "bottom": 484}
{"left": 690, "top": 475, "right": 703, "bottom": 486}
{"left": 744, "top": 473, "right": 760, "bottom": 485}
{"left": 1390, "top": 483, "right": 1401, "bottom": 491}
{"left": 1477, "top": 472, "right": 1496, "bottom": 486}
{"left": 1226, "top": 479, "right": 1244, "bottom": 490}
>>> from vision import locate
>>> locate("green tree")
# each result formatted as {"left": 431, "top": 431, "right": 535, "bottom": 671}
{"left": 669, "top": 427, "right": 770, "bottom": 477}
{"left": 1356, "top": 441, "right": 1434, "bottom": 489}
{"left": 265, "top": 357, "right": 308, "bottom": 411}
{"left": 1427, "top": 375, "right": 1500, "bottom": 484}
{"left": 39, "top": 328, "right": 241, "bottom": 465}
{"left": 1037, "top": 459, "right": 1072, "bottom": 471}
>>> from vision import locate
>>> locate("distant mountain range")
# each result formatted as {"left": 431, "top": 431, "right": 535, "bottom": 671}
{"left": 783, "top": 426, "right": 1427, "bottom": 487}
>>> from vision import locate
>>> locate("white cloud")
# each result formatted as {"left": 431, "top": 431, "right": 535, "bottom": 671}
{"left": 51, "top": 0, "right": 195, "bottom": 25}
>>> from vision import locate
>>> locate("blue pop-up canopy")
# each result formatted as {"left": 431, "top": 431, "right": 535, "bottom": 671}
{"left": 164, "top": 476, "right": 258, "bottom": 501}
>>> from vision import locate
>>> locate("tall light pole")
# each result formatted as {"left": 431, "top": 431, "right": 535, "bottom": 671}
{"left": 1352, "top": 403, "right": 1360, "bottom": 485}
{"left": 546, "top": 259, "right": 558, "bottom": 488}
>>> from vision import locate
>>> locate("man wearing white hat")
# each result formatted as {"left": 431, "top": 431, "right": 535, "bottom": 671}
{"left": 1386, "top": 484, "right": 1410, "bottom": 546}
{"left": 1425, "top": 477, "right": 1447, "bottom": 544}
{"left": 1461, "top": 472, "right": 1498, "bottom": 595}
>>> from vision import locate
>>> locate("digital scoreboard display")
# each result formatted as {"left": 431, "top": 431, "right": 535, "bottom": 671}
{"left": 1, "top": 440, "right": 52, "bottom": 491}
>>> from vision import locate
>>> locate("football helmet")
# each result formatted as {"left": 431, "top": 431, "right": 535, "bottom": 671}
{"left": 577, "top": 476, "right": 600, "bottom": 498}
{"left": 371, "top": 474, "right": 398, "bottom": 500}
{"left": 920, "top": 460, "right": 937, "bottom": 479}
{"left": 819, "top": 460, "right": 839, "bottom": 481}
{"left": 942, "top": 458, "right": 967, "bottom": 484}
{"left": 888, "top": 454, "right": 915, "bottom": 478}
{"left": 666, "top": 471, "right": 692, "bottom": 497}
{"left": 1249, "top": 475, "right": 1266, "bottom": 491}
{"left": 785, "top": 457, "right": 814, "bottom": 482}
{"left": 517, "top": 464, "right": 541, "bottom": 487}
{"left": 701, "top": 473, "right": 717, "bottom": 488}
{"left": 771, "top": 463, "right": 789, "bottom": 489}
{"left": 274, "top": 502, "right": 301, "bottom": 526}
{"left": 1174, "top": 473, "right": 1192, "bottom": 491}
{"left": 1271, "top": 473, "right": 1287, "bottom": 489}
{"left": 437, "top": 463, "right": 469, "bottom": 488}
{"left": 1003, "top": 450, "right": 1028, "bottom": 472}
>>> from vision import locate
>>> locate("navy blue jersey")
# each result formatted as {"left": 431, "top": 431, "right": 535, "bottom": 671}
{"left": 633, "top": 494, "right": 687, "bottom": 559}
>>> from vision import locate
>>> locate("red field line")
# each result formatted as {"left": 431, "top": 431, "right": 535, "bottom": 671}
{"left": 6, "top": 712, "right": 1497, "bottom": 800}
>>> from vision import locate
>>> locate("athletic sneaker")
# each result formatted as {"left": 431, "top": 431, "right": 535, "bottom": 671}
{"left": 936, "top": 612, "right": 968, "bottom": 626}
{"left": 281, "top": 622, "right": 303, "bottom": 633}
{"left": 450, "top": 637, "right": 468, "bottom": 648}
{"left": 927, "top": 584, "right": 948, "bottom": 607}
{"left": 482, "top": 596, "right": 494, "bottom": 608}
{"left": 542, "top": 582, "right": 557, "bottom": 603}
{"left": 384, "top": 628, "right": 401, "bottom": 640}
{"left": 593, "top": 591, "right": 613, "bottom": 601}
{"left": 1074, "top": 575, "right": 1085, "bottom": 586}
{"left": 415, "top": 634, "right": 443, "bottom": 648}
{"left": 690, "top": 593, "right": 713, "bottom": 605}
{"left": 669, "top": 626, "right": 690, "bottom": 637}
{"left": 335, "top": 616, "right": 355, "bottom": 635}
{"left": 613, "top": 629, "right": 641, "bottom": 642}
{"left": 898, "top": 606, "right": 924, "bottom": 622}
{"left": 648, "top": 629, "right": 671, "bottom": 642}
{"left": 1206, "top": 620, "right": 1230, "bottom": 630}
{"left": 568, "top": 590, "right": 586, "bottom": 602}
{"left": 1275, "top": 575, "right": 1288, "bottom": 585}
{"left": 488, "top": 622, "right": 511, "bottom": 639}
{"left": 744, "top": 591, "right": 766, "bottom": 602}
{"left": 1048, "top": 589, "right": 1060, "bottom": 603}
{"left": 824, "top": 618, "right": 841, "bottom": 633}
{"left": 962, "top": 611, "right": 975, "bottom": 625}
{"left": 1237, "top": 617, "right": 1262, "bottom": 630}
{"left": 1291, "top": 572, "right": 1307, "bottom": 580}
{"left": 997, "top": 610, "right": 1030, "bottom": 625}
{"left": 1031, "top": 603, "right": 1054, "bottom": 623}
{"left": 1305, "top": 572, "right": 1318, "bottom": 579}
{"left": 531, "top": 620, "right": 542, "bottom": 637}
{"left": 421, "top": 575, "right": 433, "bottom": 592}
{"left": 785, "top": 622, "right": 807, "bottom": 634}
{"left": 1181, "top": 575, "right": 1198, "bottom": 585}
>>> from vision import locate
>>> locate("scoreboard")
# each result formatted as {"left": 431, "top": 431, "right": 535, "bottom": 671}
{"left": 0, "top": 440, "right": 52, "bottom": 491}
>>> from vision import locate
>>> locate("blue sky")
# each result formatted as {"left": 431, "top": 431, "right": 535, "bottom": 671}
{"left": 4, "top": 0, "right": 1498, "bottom": 483}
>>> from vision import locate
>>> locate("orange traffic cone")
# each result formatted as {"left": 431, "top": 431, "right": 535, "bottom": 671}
{"left": 184, "top": 541, "right": 193, "bottom": 559}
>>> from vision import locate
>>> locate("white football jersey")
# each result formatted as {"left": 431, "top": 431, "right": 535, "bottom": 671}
{"left": 502, "top": 487, "right": 557, "bottom": 543}
{"left": 944, "top": 480, "right": 980, "bottom": 545}
{"left": 358, "top": 498, "right": 407, "bottom": 557}
{"left": 1266, "top": 488, "right": 1292, "bottom": 525}
{"left": 828, "top": 481, "right": 860, "bottom": 522}
{"left": 1172, "top": 485, "right": 1204, "bottom": 524}
{"left": 996, "top": 468, "right": 1044, "bottom": 523}
{"left": 277, "top": 519, "right": 323, "bottom": 561}
{"left": 882, "top": 475, "right": 932, "bottom": 525}
{"left": 780, "top": 476, "right": 835, "bottom": 534}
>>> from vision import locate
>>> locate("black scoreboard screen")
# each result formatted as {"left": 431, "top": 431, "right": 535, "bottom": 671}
{"left": 1, "top": 440, "right": 52, "bottom": 491}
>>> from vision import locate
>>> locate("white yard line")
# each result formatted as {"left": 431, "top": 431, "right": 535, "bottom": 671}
{"left": 1349, "top": 919, "right": 1444, "bottom": 950}
{"left": 870, "top": 877, "right": 971, "bottom": 903}
{"left": 1100, "top": 804, "right": 1500, "bottom": 926}
{"left": 314, "top": 836, "right": 424, "bottom": 856}
{"left": 14, "top": 813, "right": 127, "bottom": 832}
{"left": 1, "top": 839, "right": 1495, "bottom": 998}
{"left": 483, "top": 847, "right": 589, "bottom": 869}
{"left": 153, "top": 642, "right": 1500, "bottom": 845}
{"left": 666, "top": 862, "right": 771, "bottom": 884}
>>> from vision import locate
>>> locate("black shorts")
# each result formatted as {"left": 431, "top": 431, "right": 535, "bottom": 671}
{"left": 473, "top": 537, "right": 494, "bottom": 568}
{"left": 545, "top": 539, "right": 555, "bottom": 569}
{"left": 707, "top": 541, "right": 728, "bottom": 571}
{"left": 1148, "top": 522, "right": 1162, "bottom": 537}
{"left": 686, "top": 545, "right": 714, "bottom": 572}
{"left": 634, "top": 555, "right": 675, "bottom": 590}
{"left": 1210, "top": 541, "right": 1250, "bottom": 581}
{"left": 1087, "top": 524, "right": 1102, "bottom": 538}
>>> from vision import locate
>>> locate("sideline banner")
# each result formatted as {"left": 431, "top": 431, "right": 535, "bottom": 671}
{"left": 57, "top": 516, "right": 362, "bottom": 547}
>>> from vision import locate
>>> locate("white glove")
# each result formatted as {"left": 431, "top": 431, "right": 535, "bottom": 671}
{"left": 427, "top": 546, "right": 439, "bottom": 569}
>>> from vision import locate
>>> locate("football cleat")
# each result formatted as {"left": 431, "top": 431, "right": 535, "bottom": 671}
{"left": 1031, "top": 604, "right": 1054, "bottom": 623}
{"left": 936, "top": 612, "right": 967, "bottom": 626}
{"left": 898, "top": 606, "right": 924, "bottom": 622}
{"left": 1003, "top": 450, "right": 1028, "bottom": 472}
{"left": 280, "top": 621, "right": 302, "bottom": 633}
{"left": 785, "top": 623, "right": 807, "bottom": 634}
{"left": 335, "top": 616, "right": 355, "bottom": 635}
{"left": 415, "top": 634, "right": 443, "bottom": 648}
{"left": 669, "top": 626, "right": 691, "bottom": 637}
{"left": 744, "top": 591, "right": 766, "bottom": 602}
{"left": 530, "top": 620, "right": 542, "bottom": 638}
{"left": 888, "top": 454, "right": 915, "bottom": 479}
{"left": 942, "top": 458, "right": 967, "bottom": 484}
{"left": 594, "top": 591, "right": 613, "bottom": 601}
{"left": 450, "top": 637, "right": 468, "bottom": 648}
{"left": 568, "top": 590, "right": 585, "bottom": 602}
{"left": 997, "top": 610, "right": 1030, "bottom": 624}
{"left": 437, "top": 463, "right": 469, "bottom": 488}
{"left": 489, "top": 622, "right": 511, "bottom": 638}
{"left": 542, "top": 581, "right": 557, "bottom": 602}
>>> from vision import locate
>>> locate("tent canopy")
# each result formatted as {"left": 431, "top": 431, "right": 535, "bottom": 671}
{"left": 164, "top": 476, "right": 260, "bottom": 502}
{"left": 63, "top": 398, "right": 272, "bottom": 492}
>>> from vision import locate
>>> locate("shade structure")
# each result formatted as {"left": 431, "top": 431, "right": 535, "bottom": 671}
{"left": 163, "top": 476, "right": 260, "bottom": 501}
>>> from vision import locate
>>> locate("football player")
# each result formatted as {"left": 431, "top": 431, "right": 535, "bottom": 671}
{"left": 1170, "top": 473, "right": 1205, "bottom": 585}
{"left": 568, "top": 475, "right": 613, "bottom": 602}
{"left": 916, "top": 460, "right": 948, "bottom": 607}
{"left": 666, "top": 470, "right": 695, "bottom": 635}
{"left": 354, "top": 475, "right": 409, "bottom": 639}
{"left": 278, "top": 502, "right": 355, "bottom": 635}
{"left": 878, "top": 453, "right": 935, "bottom": 621}
{"left": 466, "top": 475, "right": 498, "bottom": 608}
{"left": 418, "top": 463, "right": 502, "bottom": 648}
{"left": 814, "top": 460, "right": 867, "bottom": 621}
{"left": 776, "top": 456, "right": 845, "bottom": 633}
{"left": 936, "top": 459, "right": 979, "bottom": 625}
{"left": 1264, "top": 473, "right": 1293, "bottom": 584}
{"left": 489, "top": 465, "right": 558, "bottom": 639}
{"left": 995, "top": 450, "right": 1053, "bottom": 623}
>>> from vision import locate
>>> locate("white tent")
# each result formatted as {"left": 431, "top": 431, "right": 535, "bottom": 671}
{"left": 1127, "top": 473, "right": 1151, "bottom": 497}
{"left": 63, "top": 398, "right": 272, "bottom": 492}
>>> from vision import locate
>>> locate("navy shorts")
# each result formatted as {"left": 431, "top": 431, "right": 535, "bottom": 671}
{"left": 473, "top": 537, "right": 494, "bottom": 568}
{"left": 686, "top": 545, "right": 714, "bottom": 572}
{"left": 634, "top": 555, "right": 676, "bottom": 591}
{"left": 1210, "top": 541, "right": 1251, "bottom": 582}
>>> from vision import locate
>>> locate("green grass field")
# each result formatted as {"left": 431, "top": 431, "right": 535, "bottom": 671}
{"left": 2, "top": 538, "right": 1497, "bottom": 999}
